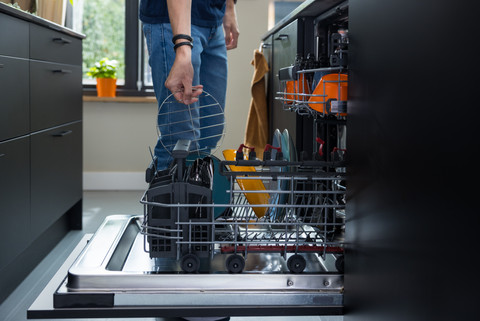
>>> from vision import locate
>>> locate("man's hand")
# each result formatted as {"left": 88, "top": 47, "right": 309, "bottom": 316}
{"left": 165, "top": 46, "right": 203, "bottom": 104}
{"left": 223, "top": 0, "right": 239, "bottom": 50}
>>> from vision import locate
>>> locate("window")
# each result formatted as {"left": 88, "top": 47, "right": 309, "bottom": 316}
{"left": 72, "top": 0, "right": 153, "bottom": 96}
{"left": 143, "top": 36, "right": 153, "bottom": 87}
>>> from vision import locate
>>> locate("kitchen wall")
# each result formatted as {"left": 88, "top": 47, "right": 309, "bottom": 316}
{"left": 83, "top": 0, "right": 270, "bottom": 190}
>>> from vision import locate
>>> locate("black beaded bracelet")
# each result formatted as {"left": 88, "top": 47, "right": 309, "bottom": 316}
{"left": 173, "top": 41, "right": 193, "bottom": 51}
{"left": 172, "top": 34, "right": 193, "bottom": 44}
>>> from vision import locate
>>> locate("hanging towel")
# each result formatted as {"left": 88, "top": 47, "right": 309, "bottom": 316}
{"left": 244, "top": 49, "right": 269, "bottom": 160}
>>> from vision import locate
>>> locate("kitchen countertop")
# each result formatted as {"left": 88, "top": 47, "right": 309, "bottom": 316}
{"left": 0, "top": 2, "right": 85, "bottom": 39}
{"left": 261, "top": 0, "right": 347, "bottom": 40}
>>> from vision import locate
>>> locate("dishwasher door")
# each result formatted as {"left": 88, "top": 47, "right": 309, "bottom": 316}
{"left": 27, "top": 215, "right": 343, "bottom": 319}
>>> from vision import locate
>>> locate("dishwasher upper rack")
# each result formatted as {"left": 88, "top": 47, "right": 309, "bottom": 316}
{"left": 140, "top": 156, "right": 346, "bottom": 274}
{"left": 276, "top": 65, "right": 348, "bottom": 117}
{"left": 219, "top": 158, "right": 346, "bottom": 246}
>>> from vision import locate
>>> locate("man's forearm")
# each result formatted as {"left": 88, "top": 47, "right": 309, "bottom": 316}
{"left": 166, "top": 0, "right": 192, "bottom": 37}
{"left": 223, "top": 0, "right": 240, "bottom": 50}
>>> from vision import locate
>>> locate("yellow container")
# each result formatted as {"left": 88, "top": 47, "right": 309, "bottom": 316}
{"left": 222, "top": 149, "right": 269, "bottom": 218}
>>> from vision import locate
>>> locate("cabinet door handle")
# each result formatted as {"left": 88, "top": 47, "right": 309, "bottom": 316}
{"left": 52, "top": 130, "right": 73, "bottom": 137}
{"left": 52, "top": 69, "right": 72, "bottom": 74}
{"left": 275, "top": 34, "right": 289, "bottom": 41}
{"left": 52, "top": 37, "right": 72, "bottom": 44}
{"left": 0, "top": 153, "right": 5, "bottom": 158}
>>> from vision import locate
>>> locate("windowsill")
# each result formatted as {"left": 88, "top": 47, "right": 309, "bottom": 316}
{"left": 83, "top": 96, "right": 157, "bottom": 103}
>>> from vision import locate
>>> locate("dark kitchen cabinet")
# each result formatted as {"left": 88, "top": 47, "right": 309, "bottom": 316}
{"left": 0, "top": 55, "right": 29, "bottom": 141}
{"left": 268, "top": 16, "right": 318, "bottom": 157}
{"left": 30, "top": 122, "right": 82, "bottom": 240}
{"left": 0, "top": 137, "right": 30, "bottom": 272}
{"left": 271, "top": 20, "right": 301, "bottom": 145}
{"left": 0, "top": 4, "right": 84, "bottom": 304}
{"left": 345, "top": 0, "right": 477, "bottom": 320}
{"left": 29, "top": 23, "right": 82, "bottom": 65}
{"left": 30, "top": 61, "right": 82, "bottom": 131}
{"left": 265, "top": 0, "right": 344, "bottom": 157}
{"left": 0, "top": 12, "right": 29, "bottom": 58}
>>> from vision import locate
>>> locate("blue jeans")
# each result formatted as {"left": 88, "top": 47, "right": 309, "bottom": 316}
{"left": 143, "top": 23, "right": 228, "bottom": 169}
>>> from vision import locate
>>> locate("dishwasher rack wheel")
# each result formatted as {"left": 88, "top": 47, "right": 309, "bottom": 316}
{"left": 335, "top": 254, "right": 344, "bottom": 274}
{"left": 181, "top": 253, "right": 201, "bottom": 273}
{"left": 287, "top": 254, "right": 307, "bottom": 274}
{"left": 225, "top": 254, "right": 245, "bottom": 273}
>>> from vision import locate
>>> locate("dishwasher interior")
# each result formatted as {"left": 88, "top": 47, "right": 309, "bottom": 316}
{"left": 49, "top": 137, "right": 346, "bottom": 316}
{"left": 28, "top": 1, "right": 349, "bottom": 318}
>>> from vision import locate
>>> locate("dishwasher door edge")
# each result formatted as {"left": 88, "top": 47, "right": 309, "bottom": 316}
{"left": 27, "top": 225, "right": 344, "bottom": 319}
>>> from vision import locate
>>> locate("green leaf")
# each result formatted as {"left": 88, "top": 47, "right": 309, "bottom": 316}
{"left": 87, "top": 57, "right": 117, "bottom": 79}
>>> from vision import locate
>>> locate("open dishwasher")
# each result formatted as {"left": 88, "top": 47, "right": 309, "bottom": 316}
{"left": 27, "top": 137, "right": 345, "bottom": 318}
{"left": 27, "top": 1, "right": 349, "bottom": 317}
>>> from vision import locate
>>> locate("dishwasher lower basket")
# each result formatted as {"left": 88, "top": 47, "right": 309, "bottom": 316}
{"left": 140, "top": 145, "right": 346, "bottom": 274}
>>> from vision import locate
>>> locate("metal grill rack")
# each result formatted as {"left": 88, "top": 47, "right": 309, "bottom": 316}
{"left": 156, "top": 90, "right": 226, "bottom": 160}
{"left": 140, "top": 140, "right": 346, "bottom": 274}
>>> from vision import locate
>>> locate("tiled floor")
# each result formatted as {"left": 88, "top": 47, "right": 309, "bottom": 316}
{"left": 0, "top": 191, "right": 343, "bottom": 321}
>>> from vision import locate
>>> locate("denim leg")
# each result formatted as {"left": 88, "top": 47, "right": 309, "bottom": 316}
{"left": 144, "top": 23, "right": 227, "bottom": 169}
{"left": 195, "top": 26, "right": 228, "bottom": 153}
{"left": 144, "top": 23, "right": 201, "bottom": 169}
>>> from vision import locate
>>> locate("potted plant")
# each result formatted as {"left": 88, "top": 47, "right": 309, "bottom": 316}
{"left": 87, "top": 58, "right": 118, "bottom": 97}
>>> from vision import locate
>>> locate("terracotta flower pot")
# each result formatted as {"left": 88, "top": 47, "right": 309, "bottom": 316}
{"left": 96, "top": 78, "right": 117, "bottom": 97}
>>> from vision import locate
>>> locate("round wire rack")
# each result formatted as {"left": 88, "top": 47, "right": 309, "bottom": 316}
{"left": 156, "top": 90, "right": 225, "bottom": 158}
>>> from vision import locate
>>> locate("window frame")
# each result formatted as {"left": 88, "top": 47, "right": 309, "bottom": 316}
{"left": 82, "top": 0, "right": 154, "bottom": 97}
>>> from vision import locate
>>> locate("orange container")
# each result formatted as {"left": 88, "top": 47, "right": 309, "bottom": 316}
{"left": 308, "top": 73, "right": 347, "bottom": 115}
{"left": 96, "top": 78, "right": 117, "bottom": 97}
{"left": 285, "top": 74, "right": 311, "bottom": 103}
{"left": 222, "top": 149, "right": 269, "bottom": 218}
